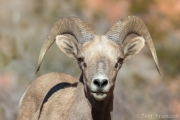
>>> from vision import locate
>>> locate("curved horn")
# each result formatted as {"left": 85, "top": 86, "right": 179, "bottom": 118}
{"left": 36, "top": 17, "right": 95, "bottom": 73}
{"left": 105, "top": 16, "right": 161, "bottom": 75}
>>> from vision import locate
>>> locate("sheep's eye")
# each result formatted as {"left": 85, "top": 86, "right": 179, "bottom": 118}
{"left": 83, "top": 63, "right": 87, "bottom": 68}
{"left": 115, "top": 63, "right": 118, "bottom": 68}
{"left": 118, "top": 58, "right": 124, "bottom": 64}
{"left": 77, "top": 58, "right": 84, "bottom": 63}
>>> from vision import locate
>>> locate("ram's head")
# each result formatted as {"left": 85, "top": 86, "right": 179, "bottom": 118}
{"left": 36, "top": 16, "right": 160, "bottom": 101}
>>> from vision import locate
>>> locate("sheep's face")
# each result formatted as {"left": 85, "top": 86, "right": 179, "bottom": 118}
{"left": 56, "top": 35, "right": 145, "bottom": 101}
{"left": 77, "top": 36, "right": 123, "bottom": 101}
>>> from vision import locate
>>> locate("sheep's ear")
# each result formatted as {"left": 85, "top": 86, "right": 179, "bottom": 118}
{"left": 56, "top": 35, "right": 77, "bottom": 59}
{"left": 123, "top": 37, "right": 145, "bottom": 62}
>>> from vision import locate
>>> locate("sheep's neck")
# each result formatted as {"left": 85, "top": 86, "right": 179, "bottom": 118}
{"left": 89, "top": 94, "right": 113, "bottom": 120}
{"left": 74, "top": 74, "right": 113, "bottom": 120}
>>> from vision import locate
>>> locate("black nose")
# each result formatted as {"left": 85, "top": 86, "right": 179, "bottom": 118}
{"left": 93, "top": 79, "right": 108, "bottom": 89}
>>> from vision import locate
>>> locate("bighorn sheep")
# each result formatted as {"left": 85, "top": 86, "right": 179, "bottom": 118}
{"left": 18, "top": 16, "right": 160, "bottom": 120}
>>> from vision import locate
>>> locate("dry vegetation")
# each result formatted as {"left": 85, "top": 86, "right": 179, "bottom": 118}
{"left": 0, "top": 0, "right": 180, "bottom": 120}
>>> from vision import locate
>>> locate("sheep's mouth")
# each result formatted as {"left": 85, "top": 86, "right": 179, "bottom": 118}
{"left": 91, "top": 91, "right": 107, "bottom": 95}
{"left": 91, "top": 91, "right": 107, "bottom": 101}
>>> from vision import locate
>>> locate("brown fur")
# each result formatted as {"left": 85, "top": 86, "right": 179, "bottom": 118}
{"left": 18, "top": 72, "right": 113, "bottom": 120}
{"left": 18, "top": 36, "right": 150, "bottom": 120}
{"left": 18, "top": 73, "right": 78, "bottom": 120}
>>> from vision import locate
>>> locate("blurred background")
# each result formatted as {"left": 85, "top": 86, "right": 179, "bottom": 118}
{"left": 0, "top": 0, "right": 180, "bottom": 120}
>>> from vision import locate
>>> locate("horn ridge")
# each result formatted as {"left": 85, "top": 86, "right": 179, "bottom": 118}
{"left": 36, "top": 17, "right": 95, "bottom": 73}
{"left": 105, "top": 16, "right": 161, "bottom": 75}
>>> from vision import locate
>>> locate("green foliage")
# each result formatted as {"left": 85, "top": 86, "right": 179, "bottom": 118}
{"left": 0, "top": 106, "right": 6, "bottom": 120}
{"left": 0, "top": 34, "right": 19, "bottom": 66}
{"left": 146, "top": 22, "right": 168, "bottom": 42}
{"left": 130, "top": 0, "right": 154, "bottom": 14}
{"left": 157, "top": 46, "right": 180, "bottom": 78}
{"left": 171, "top": 18, "right": 180, "bottom": 29}
{"left": 132, "top": 73, "right": 147, "bottom": 88}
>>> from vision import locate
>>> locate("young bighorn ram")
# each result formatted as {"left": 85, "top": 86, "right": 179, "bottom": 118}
{"left": 18, "top": 16, "right": 160, "bottom": 120}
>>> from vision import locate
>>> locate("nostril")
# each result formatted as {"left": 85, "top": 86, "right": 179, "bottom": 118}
{"left": 101, "top": 79, "right": 108, "bottom": 87}
{"left": 93, "top": 79, "right": 109, "bottom": 89}
{"left": 93, "top": 79, "right": 100, "bottom": 87}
